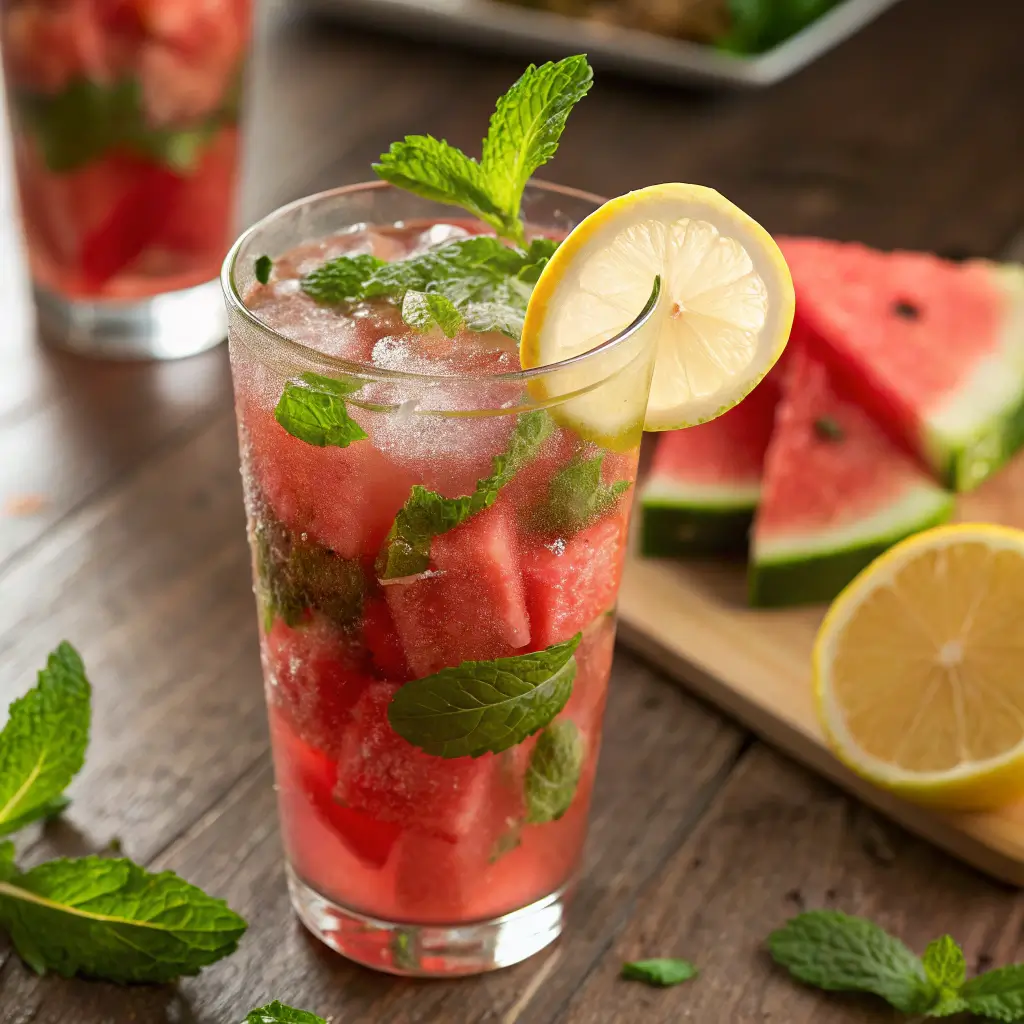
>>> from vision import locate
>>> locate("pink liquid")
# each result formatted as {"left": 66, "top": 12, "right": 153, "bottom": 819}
{"left": 231, "top": 221, "right": 637, "bottom": 924}
{"left": 2, "top": 0, "right": 250, "bottom": 300}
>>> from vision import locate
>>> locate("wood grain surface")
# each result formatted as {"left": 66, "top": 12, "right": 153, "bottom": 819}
{"left": 2, "top": 1, "right": 1024, "bottom": 1021}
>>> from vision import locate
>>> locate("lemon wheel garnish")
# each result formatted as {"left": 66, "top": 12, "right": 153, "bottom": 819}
{"left": 814, "top": 523, "right": 1024, "bottom": 811}
{"left": 520, "top": 183, "right": 794, "bottom": 443}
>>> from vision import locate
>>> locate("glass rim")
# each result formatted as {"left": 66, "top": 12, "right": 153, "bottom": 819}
{"left": 221, "top": 179, "right": 661, "bottom": 386}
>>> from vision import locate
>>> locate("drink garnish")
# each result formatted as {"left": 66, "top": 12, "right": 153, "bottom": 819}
{"left": 525, "top": 720, "right": 584, "bottom": 823}
{"left": 273, "top": 372, "right": 367, "bottom": 448}
{"left": 541, "top": 453, "right": 632, "bottom": 536}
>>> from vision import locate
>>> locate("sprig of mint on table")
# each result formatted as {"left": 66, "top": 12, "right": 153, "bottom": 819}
{"left": 0, "top": 643, "right": 247, "bottom": 983}
{"left": 769, "top": 910, "right": 1024, "bottom": 1020}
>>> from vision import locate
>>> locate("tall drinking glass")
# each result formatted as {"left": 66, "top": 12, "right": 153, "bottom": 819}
{"left": 1, "top": 0, "right": 252, "bottom": 359}
{"left": 221, "top": 181, "right": 663, "bottom": 976}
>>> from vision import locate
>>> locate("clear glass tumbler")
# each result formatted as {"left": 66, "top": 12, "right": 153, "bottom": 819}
{"left": 1, "top": 0, "right": 252, "bottom": 359}
{"left": 221, "top": 181, "right": 663, "bottom": 975}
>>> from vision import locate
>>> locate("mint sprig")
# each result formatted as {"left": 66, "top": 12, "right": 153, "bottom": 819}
{"left": 621, "top": 958, "right": 698, "bottom": 987}
{"left": 274, "top": 371, "right": 368, "bottom": 448}
{"left": 255, "top": 255, "right": 273, "bottom": 285}
{"left": 380, "top": 410, "right": 553, "bottom": 578}
{"left": 374, "top": 56, "right": 593, "bottom": 245}
{"left": 387, "top": 634, "right": 580, "bottom": 758}
{"left": 525, "top": 720, "right": 584, "bottom": 824}
{"left": 962, "top": 966, "right": 1024, "bottom": 1021}
{"left": 244, "top": 1003, "right": 326, "bottom": 1024}
{"left": 0, "top": 642, "right": 89, "bottom": 837}
{"left": 402, "top": 290, "right": 464, "bottom": 337}
{"left": 542, "top": 453, "right": 632, "bottom": 536}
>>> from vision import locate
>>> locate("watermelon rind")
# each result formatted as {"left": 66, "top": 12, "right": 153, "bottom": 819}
{"left": 749, "top": 483, "right": 954, "bottom": 607}
{"left": 640, "top": 478, "right": 759, "bottom": 558}
{"left": 924, "top": 263, "right": 1024, "bottom": 491}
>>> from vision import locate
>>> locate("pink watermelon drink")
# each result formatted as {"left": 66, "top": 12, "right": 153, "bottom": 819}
{"left": 221, "top": 57, "right": 661, "bottom": 976}
{"left": 2, "top": 0, "right": 250, "bottom": 356}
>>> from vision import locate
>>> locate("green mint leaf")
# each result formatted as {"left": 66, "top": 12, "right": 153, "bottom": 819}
{"left": 373, "top": 134, "right": 512, "bottom": 239}
{"left": 525, "top": 720, "right": 584, "bottom": 824}
{"left": 621, "top": 958, "right": 698, "bottom": 987}
{"left": 381, "top": 411, "right": 553, "bottom": 578}
{"left": 402, "top": 290, "right": 465, "bottom": 337}
{"left": 387, "top": 635, "right": 580, "bottom": 758}
{"left": 482, "top": 56, "right": 593, "bottom": 232}
{"left": 244, "top": 1002, "right": 326, "bottom": 1024}
{"left": 962, "top": 964, "right": 1024, "bottom": 1021}
{"left": 274, "top": 371, "right": 368, "bottom": 449}
{"left": 767, "top": 911, "right": 934, "bottom": 1014}
{"left": 1, "top": 797, "right": 72, "bottom": 838}
{"left": 543, "top": 453, "right": 632, "bottom": 535}
{"left": 254, "top": 503, "right": 364, "bottom": 632}
{"left": 0, "top": 642, "right": 90, "bottom": 838}
{"left": 301, "top": 253, "right": 386, "bottom": 304}
{"left": 255, "top": 255, "right": 273, "bottom": 285}
{"left": 0, "top": 855, "right": 247, "bottom": 982}
{"left": 922, "top": 936, "right": 967, "bottom": 1014}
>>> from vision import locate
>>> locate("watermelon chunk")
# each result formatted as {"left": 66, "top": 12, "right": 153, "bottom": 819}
{"left": 749, "top": 347, "right": 954, "bottom": 606}
{"left": 334, "top": 682, "right": 494, "bottom": 842}
{"left": 262, "top": 614, "right": 374, "bottom": 756}
{"left": 640, "top": 374, "right": 781, "bottom": 558}
{"left": 781, "top": 238, "right": 1024, "bottom": 492}
{"left": 522, "top": 513, "right": 628, "bottom": 649}
{"left": 385, "top": 505, "right": 530, "bottom": 676}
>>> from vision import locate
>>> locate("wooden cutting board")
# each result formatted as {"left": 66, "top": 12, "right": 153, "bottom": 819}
{"left": 616, "top": 447, "right": 1024, "bottom": 885}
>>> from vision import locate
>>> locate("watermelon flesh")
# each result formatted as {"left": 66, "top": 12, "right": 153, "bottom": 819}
{"left": 781, "top": 238, "right": 1024, "bottom": 492}
{"left": 639, "top": 372, "right": 781, "bottom": 557}
{"left": 749, "top": 346, "right": 954, "bottom": 606}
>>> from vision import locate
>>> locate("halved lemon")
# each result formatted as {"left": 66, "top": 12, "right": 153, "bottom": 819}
{"left": 815, "top": 523, "right": 1024, "bottom": 811}
{"left": 520, "top": 183, "right": 794, "bottom": 445}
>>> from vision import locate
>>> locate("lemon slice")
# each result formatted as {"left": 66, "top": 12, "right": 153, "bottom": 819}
{"left": 521, "top": 183, "right": 794, "bottom": 443}
{"left": 815, "top": 523, "right": 1024, "bottom": 811}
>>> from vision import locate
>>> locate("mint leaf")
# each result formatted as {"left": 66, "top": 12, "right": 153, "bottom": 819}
{"left": 481, "top": 56, "right": 593, "bottom": 230}
{"left": 921, "top": 936, "right": 968, "bottom": 1015}
{"left": 374, "top": 56, "right": 590, "bottom": 243}
{"left": 300, "top": 253, "right": 386, "bottom": 304}
{"left": 402, "top": 290, "right": 464, "bottom": 337}
{"left": 525, "top": 720, "right": 584, "bottom": 824}
{"left": 245, "top": 1003, "right": 326, "bottom": 1024}
{"left": 274, "top": 371, "right": 368, "bottom": 448}
{"left": 0, "top": 642, "right": 90, "bottom": 838}
{"left": 381, "top": 411, "right": 553, "bottom": 578}
{"left": 962, "top": 964, "right": 1024, "bottom": 1021}
{"left": 621, "top": 958, "right": 698, "bottom": 987}
{"left": 254, "top": 504, "right": 364, "bottom": 632}
{"left": 767, "top": 911, "right": 934, "bottom": 1014}
{"left": 0, "top": 855, "right": 247, "bottom": 982}
{"left": 255, "top": 255, "right": 273, "bottom": 285}
{"left": 387, "top": 635, "right": 580, "bottom": 758}
{"left": 543, "top": 453, "right": 632, "bottom": 535}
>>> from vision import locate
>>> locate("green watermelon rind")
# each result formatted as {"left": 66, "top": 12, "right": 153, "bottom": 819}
{"left": 749, "top": 484, "right": 955, "bottom": 608}
{"left": 920, "top": 263, "right": 1024, "bottom": 492}
{"left": 640, "top": 477, "right": 759, "bottom": 558}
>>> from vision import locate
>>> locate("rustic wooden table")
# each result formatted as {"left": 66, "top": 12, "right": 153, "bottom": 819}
{"left": 2, "top": 1, "right": 1024, "bottom": 1020}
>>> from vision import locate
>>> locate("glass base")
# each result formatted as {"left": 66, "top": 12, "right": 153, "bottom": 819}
{"left": 33, "top": 279, "right": 227, "bottom": 361}
{"left": 286, "top": 865, "right": 572, "bottom": 977}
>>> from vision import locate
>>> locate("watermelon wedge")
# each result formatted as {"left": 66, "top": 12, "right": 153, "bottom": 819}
{"left": 639, "top": 374, "right": 780, "bottom": 558}
{"left": 749, "top": 347, "right": 954, "bottom": 607}
{"left": 782, "top": 238, "right": 1024, "bottom": 492}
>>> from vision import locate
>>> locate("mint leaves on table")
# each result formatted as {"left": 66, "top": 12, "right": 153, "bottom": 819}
{"left": 254, "top": 502, "right": 364, "bottom": 632}
{"left": 380, "top": 409, "right": 553, "bottom": 579}
{"left": 0, "top": 644, "right": 247, "bottom": 984}
{"left": 12, "top": 73, "right": 238, "bottom": 174}
{"left": 0, "top": 846, "right": 246, "bottom": 983}
{"left": 525, "top": 720, "right": 585, "bottom": 824}
{"left": 244, "top": 1002, "right": 326, "bottom": 1023}
{"left": 621, "top": 958, "right": 699, "bottom": 987}
{"left": 274, "top": 371, "right": 368, "bottom": 448}
{"left": 0, "top": 642, "right": 90, "bottom": 837}
{"left": 300, "top": 235, "right": 558, "bottom": 340}
{"left": 767, "top": 910, "right": 1024, "bottom": 1020}
{"left": 387, "top": 634, "right": 580, "bottom": 758}
{"left": 255, "top": 255, "right": 274, "bottom": 285}
{"left": 374, "top": 56, "right": 593, "bottom": 246}
{"left": 542, "top": 453, "right": 632, "bottom": 535}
